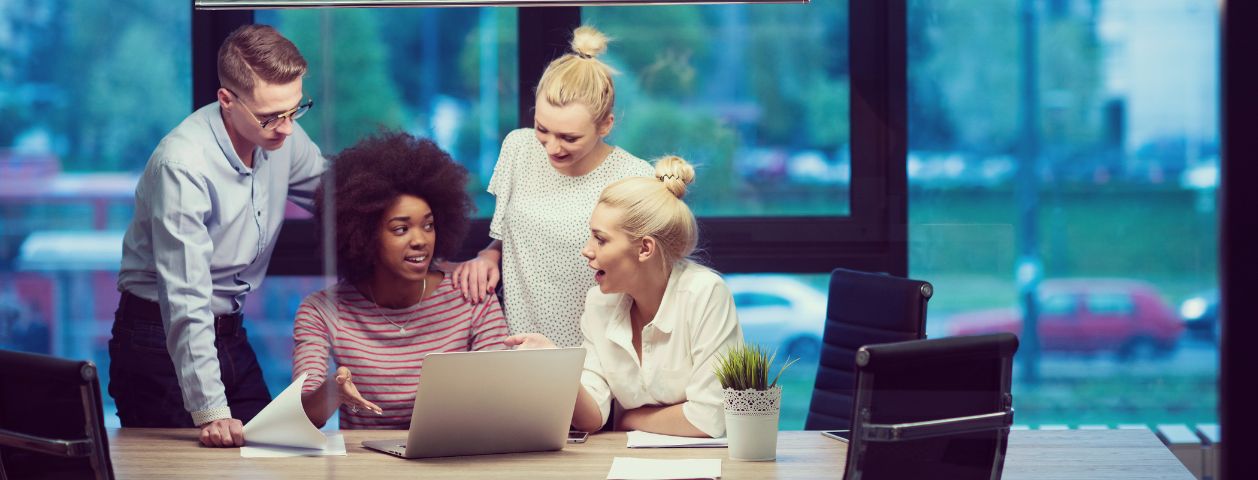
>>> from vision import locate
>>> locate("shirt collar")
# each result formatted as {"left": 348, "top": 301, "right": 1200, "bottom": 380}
{"left": 644, "top": 262, "right": 689, "bottom": 334}
{"left": 207, "top": 102, "right": 259, "bottom": 175}
{"left": 607, "top": 262, "right": 690, "bottom": 350}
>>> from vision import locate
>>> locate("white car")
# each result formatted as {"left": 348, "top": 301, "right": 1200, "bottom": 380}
{"left": 725, "top": 274, "right": 828, "bottom": 363}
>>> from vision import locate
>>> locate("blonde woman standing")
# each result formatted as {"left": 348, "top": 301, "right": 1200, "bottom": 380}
{"left": 508, "top": 156, "right": 745, "bottom": 438}
{"left": 451, "top": 25, "right": 652, "bottom": 348}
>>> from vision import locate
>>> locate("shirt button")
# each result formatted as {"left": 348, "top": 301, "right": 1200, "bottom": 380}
{"left": 257, "top": 211, "right": 262, "bottom": 216}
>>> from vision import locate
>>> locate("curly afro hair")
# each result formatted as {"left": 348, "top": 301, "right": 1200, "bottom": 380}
{"left": 316, "top": 131, "right": 473, "bottom": 284}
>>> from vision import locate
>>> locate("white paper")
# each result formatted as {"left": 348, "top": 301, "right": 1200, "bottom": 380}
{"left": 607, "top": 457, "right": 721, "bottom": 480}
{"left": 240, "top": 372, "right": 330, "bottom": 456}
{"left": 626, "top": 431, "right": 728, "bottom": 448}
{"left": 240, "top": 433, "right": 347, "bottom": 458}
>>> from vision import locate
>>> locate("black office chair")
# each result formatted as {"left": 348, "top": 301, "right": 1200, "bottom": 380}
{"left": 0, "top": 349, "right": 114, "bottom": 480}
{"left": 805, "top": 268, "right": 933, "bottom": 431}
{"left": 842, "top": 333, "right": 1019, "bottom": 480}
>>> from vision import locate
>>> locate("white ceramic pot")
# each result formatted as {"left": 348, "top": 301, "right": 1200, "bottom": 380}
{"left": 723, "top": 386, "right": 782, "bottom": 461}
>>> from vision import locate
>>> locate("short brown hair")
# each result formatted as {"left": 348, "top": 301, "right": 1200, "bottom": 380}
{"left": 217, "top": 24, "right": 307, "bottom": 93}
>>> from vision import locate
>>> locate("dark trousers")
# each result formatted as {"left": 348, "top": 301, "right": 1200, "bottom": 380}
{"left": 108, "top": 292, "right": 271, "bottom": 427}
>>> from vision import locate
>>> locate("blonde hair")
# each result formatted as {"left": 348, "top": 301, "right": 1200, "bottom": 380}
{"left": 217, "top": 24, "right": 307, "bottom": 94}
{"left": 535, "top": 25, "right": 619, "bottom": 124}
{"left": 598, "top": 156, "right": 698, "bottom": 268}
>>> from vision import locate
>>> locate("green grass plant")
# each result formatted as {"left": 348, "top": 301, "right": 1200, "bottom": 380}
{"left": 714, "top": 343, "right": 800, "bottom": 391}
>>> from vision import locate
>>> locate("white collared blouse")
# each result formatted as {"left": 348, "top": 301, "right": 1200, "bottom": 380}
{"left": 578, "top": 261, "right": 744, "bottom": 438}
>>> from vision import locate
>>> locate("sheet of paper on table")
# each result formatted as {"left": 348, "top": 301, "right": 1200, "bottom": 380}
{"left": 626, "top": 430, "right": 728, "bottom": 448}
{"left": 607, "top": 457, "right": 721, "bottom": 480}
{"left": 240, "top": 433, "right": 347, "bottom": 458}
{"left": 239, "top": 372, "right": 344, "bottom": 457}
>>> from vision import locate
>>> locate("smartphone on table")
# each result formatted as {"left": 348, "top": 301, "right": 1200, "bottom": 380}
{"left": 821, "top": 430, "right": 850, "bottom": 443}
{"left": 568, "top": 430, "right": 589, "bottom": 443}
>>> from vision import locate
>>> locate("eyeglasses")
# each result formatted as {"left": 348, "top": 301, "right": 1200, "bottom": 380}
{"left": 226, "top": 88, "right": 314, "bottom": 130}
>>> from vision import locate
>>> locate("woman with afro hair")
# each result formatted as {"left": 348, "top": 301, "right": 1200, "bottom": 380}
{"left": 291, "top": 131, "right": 508, "bottom": 429}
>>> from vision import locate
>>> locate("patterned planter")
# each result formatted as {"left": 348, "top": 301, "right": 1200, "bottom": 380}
{"left": 723, "top": 385, "right": 781, "bottom": 461}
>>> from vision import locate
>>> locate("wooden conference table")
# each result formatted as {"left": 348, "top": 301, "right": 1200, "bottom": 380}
{"left": 108, "top": 428, "right": 1194, "bottom": 479}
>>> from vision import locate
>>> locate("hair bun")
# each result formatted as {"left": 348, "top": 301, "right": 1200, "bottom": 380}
{"left": 571, "top": 26, "right": 610, "bottom": 59}
{"left": 654, "top": 155, "right": 696, "bottom": 199}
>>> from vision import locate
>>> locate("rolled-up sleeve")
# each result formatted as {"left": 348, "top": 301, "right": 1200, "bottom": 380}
{"left": 681, "top": 281, "right": 744, "bottom": 438}
{"left": 147, "top": 160, "right": 229, "bottom": 425}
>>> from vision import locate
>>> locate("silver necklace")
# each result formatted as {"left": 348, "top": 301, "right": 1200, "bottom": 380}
{"left": 365, "top": 276, "right": 427, "bottom": 334}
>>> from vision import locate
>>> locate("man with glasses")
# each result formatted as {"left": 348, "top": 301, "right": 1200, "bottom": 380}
{"left": 111, "top": 24, "right": 325, "bottom": 448}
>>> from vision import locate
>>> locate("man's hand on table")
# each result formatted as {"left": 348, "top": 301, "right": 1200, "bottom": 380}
{"left": 199, "top": 418, "right": 245, "bottom": 447}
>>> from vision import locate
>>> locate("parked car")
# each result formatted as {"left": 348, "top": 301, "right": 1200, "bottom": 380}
{"left": 946, "top": 278, "right": 1183, "bottom": 358}
{"left": 726, "top": 275, "right": 828, "bottom": 362}
{"left": 1179, "top": 289, "right": 1219, "bottom": 342}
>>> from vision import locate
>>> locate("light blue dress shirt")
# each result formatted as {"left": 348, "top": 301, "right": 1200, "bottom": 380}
{"left": 117, "top": 103, "right": 325, "bottom": 425}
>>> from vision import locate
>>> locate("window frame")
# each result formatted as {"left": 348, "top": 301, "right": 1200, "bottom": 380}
{"left": 1220, "top": 3, "right": 1258, "bottom": 474}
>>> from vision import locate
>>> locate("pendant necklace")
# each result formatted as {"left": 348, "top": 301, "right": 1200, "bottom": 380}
{"left": 366, "top": 276, "right": 427, "bottom": 334}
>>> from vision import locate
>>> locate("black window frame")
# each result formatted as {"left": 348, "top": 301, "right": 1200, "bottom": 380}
{"left": 1220, "top": 1, "right": 1258, "bottom": 475}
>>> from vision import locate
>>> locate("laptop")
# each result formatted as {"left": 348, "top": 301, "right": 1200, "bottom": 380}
{"left": 362, "top": 347, "right": 586, "bottom": 459}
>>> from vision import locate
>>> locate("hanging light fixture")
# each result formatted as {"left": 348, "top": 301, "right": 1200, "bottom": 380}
{"left": 196, "top": 0, "right": 805, "bottom": 8}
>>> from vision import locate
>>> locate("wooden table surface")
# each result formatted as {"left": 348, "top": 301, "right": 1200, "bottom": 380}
{"left": 107, "top": 428, "right": 1193, "bottom": 479}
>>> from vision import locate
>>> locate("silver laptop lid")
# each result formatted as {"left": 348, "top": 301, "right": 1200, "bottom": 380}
{"left": 401, "top": 347, "right": 586, "bottom": 458}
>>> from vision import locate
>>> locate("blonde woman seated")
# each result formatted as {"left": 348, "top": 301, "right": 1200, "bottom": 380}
{"left": 506, "top": 156, "right": 743, "bottom": 438}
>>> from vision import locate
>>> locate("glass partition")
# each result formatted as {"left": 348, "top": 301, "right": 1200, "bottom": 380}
{"left": 584, "top": 2, "right": 851, "bottom": 217}
{"left": 907, "top": 0, "right": 1219, "bottom": 429}
{"left": 0, "top": 0, "right": 192, "bottom": 427}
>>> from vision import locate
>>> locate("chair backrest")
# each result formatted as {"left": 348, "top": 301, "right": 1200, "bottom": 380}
{"left": 0, "top": 349, "right": 114, "bottom": 480}
{"left": 805, "top": 268, "right": 933, "bottom": 431}
{"left": 842, "top": 333, "right": 1019, "bottom": 480}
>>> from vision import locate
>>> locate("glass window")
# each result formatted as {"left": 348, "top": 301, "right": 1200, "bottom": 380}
{"left": 0, "top": 0, "right": 191, "bottom": 427}
{"left": 733, "top": 292, "right": 791, "bottom": 309}
{"left": 1087, "top": 292, "right": 1135, "bottom": 316}
{"left": 725, "top": 272, "right": 828, "bottom": 429}
{"left": 910, "top": 0, "right": 1218, "bottom": 428}
{"left": 583, "top": 2, "right": 850, "bottom": 217}
{"left": 263, "top": 7, "right": 518, "bottom": 218}
{"left": 1040, "top": 294, "right": 1076, "bottom": 316}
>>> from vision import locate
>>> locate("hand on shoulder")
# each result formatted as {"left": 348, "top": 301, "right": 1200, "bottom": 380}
{"left": 450, "top": 251, "right": 501, "bottom": 304}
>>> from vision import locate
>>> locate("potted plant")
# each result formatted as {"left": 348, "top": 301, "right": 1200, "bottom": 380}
{"left": 713, "top": 343, "right": 799, "bottom": 461}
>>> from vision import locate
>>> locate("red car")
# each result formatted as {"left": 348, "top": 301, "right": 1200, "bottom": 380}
{"left": 946, "top": 279, "right": 1183, "bottom": 358}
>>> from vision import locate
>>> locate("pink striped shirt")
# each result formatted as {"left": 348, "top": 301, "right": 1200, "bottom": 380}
{"left": 292, "top": 274, "right": 508, "bottom": 429}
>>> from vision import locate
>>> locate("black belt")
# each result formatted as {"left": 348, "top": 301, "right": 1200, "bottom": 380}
{"left": 119, "top": 291, "right": 244, "bottom": 338}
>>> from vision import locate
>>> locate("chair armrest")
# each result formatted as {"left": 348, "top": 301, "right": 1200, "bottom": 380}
{"left": 0, "top": 427, "right": 95, "bottom": 457}
{"left": 861, "top": 410, "right": 1013, "bottom": 442}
